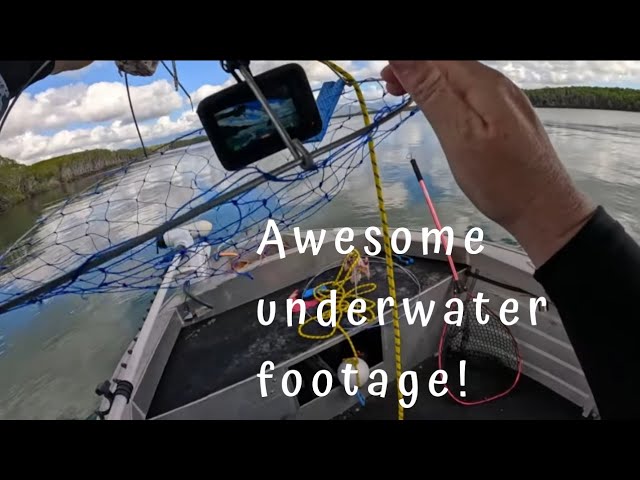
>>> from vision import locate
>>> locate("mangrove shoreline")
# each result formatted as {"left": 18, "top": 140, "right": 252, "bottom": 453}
{"left": 0, "top": 136, "right": 208, "bottom": 213}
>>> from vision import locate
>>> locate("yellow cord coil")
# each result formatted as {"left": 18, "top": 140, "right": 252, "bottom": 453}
{"left": 298, "top": 249, "right": 378, "bottom": 388}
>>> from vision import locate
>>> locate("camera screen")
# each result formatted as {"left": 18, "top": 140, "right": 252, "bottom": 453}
{"left": 197, "top": 63, "right": 322, "bottom": 171}
{"left": 215, "top": 89, "right": 300, "bottom": 153}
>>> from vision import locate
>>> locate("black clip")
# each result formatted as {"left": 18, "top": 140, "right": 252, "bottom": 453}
{"left": 221, "top": 60, "right": 251, "bottom": 83}
{"left": 292, "top": 139, "right": 315, "bottom": 171}
{"left": 93, "top": 379, "right": 134, "bottom": 420}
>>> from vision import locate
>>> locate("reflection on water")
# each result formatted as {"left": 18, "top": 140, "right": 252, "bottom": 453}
{"left": 538, "top": 108, "right": 640, "bottom": 241}
{"left": 0, "top": 175, "right": 100, "bottom": 254}
{"left": 1, "top": 108, "right": 640, "bottom": 419}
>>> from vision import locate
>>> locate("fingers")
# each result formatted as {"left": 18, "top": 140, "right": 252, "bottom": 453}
{"left": 382, "top": 61, "right": 492, "bottom": 100}
{"left": 381, "top": 64, "right": 406, "bottom": 96}
{"left": 430, "top": 61, "right": 518, "bottom": 119}
{"left": 385, "top": 61, "right": 486, "bottom": 136}
{"left": 387, "top": 61, "right": 443, "bottom": 106}
{"left": 429, "top": 61, "right": 500, "bottom": 92}
{"left": 388, "top": 61, "right": 498, "bottom": 102}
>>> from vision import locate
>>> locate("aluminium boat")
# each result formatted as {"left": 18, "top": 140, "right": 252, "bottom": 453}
{"left": 95, "top": 228, "right": 599, "bottom": 420}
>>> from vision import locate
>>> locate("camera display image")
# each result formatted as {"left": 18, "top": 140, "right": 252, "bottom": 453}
{"left": 215, "top": 97, "right": 300, "bottom": 152}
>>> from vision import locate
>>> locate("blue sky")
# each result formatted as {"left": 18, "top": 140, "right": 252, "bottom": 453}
{"left": 3, "top": 60, "right": 640, "bottom": 165}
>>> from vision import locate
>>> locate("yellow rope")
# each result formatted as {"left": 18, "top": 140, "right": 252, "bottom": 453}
{"left": 298, "top": 249, "right": 377, "bottom": 388}
{"left": 318, "top": 61, "right": 405, "bottom": 420}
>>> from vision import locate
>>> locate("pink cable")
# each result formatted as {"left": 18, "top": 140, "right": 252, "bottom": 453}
{"left": 410, "top": 157, "right": 522, "bottom": 406}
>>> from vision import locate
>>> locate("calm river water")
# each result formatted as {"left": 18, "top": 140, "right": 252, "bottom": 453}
{"left": 0, "top": 108, "right": 639, "bottom": 419}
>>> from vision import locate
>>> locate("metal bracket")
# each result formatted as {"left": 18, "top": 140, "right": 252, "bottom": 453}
{"left": 93, "top": 378, "right": 134, "bottom": 420}
{"left": 237, "top": 64, "right": 316, "bottom": 171}
{"left": 292, "top": 138, "right": 315, "bottom": 171}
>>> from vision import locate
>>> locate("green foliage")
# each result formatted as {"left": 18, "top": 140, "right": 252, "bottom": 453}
{"left": 0, "top": 135, "right": 208, "bottom": 213}
{"left": 524, "top": 86, "right": 640, "bottom": 111}
{"left": 0, "top": 155, "right": 17, "bottom": 166}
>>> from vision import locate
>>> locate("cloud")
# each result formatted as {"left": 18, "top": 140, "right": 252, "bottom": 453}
{"left": 485, "top": 60, "right": 640, "bottom": 89}
{"left": 1, "top": 110, "right": 201, "bottom": 164}
{"left": 350, "top": 61, "right": 388, "bottom": 80}
{"left": 6, "top": 60, "right": 640, "bottom": 165}
{"left": 190, "top": 84, "right": 224, "bottom": 105}
{"left": 2, "top": 79, "right": 184, "bottom": 139}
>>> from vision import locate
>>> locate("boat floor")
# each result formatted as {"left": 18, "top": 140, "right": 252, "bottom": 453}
{"left": 335, "top": 356, "right": 586, "bottom": 420}
{"left": 147, "top": 256, "right": 454, "bottom": 418}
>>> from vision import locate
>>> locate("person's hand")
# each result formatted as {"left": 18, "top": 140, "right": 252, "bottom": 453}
{"left": 51, "top": 61, "right": 93, "bottom": 75}
{"left": 381, "top": 61, "right": 595, "bottom": 267}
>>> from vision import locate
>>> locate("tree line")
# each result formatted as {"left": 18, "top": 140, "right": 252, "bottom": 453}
{"left": 524, "top": 86, "right": 640, "bottom": 111}
{"left": 3, "top": 84, "right": 640, "bottom": 212}
{"left": 0, "top": 136, "right": 208, "bottom": 213}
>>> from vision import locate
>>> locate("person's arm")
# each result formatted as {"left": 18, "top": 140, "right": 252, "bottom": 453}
{"left": 381, "top": 60, "right": 640, "bottom": 419}
{"left": 50, "top": 61, "right": 93, "bottom": 76}
{"left": 533, "top": 205, "right": 640, "bottom": 419}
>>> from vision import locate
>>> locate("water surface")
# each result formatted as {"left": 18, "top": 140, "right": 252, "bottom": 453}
{"left": 0, "top": 108, "right": 638, "bottom": 419}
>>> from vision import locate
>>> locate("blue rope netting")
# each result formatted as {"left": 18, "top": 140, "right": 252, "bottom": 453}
{"left": 0, "top": 78, "right": 419, "bottom": 314}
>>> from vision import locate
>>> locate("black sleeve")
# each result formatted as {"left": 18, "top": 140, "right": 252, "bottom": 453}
{"left": 0, "top": 61, "right": 55, "bottom": 118}
{"left": 534, "top": 205, "right": 640, "bottom": 419}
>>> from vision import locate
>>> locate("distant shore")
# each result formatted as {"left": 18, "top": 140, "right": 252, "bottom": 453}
{"left": 0, "top": 135, "right": 208, "bottom": 214}
{"left": 525, "top": 86, "right": 640, "bottom": 112}
{"left": 393, "top": 86, "right": 640, "bottom": 113}
{"left": 2, "top": 85, "right": 640, "bottom": 213}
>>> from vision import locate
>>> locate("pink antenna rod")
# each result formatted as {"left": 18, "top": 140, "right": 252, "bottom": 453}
{"left": 410, "top": 157, "right": 462, "bottom": 291}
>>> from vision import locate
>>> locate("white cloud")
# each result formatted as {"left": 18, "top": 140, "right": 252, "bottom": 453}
{"left": 1, "top": 110, "right": 201, "bottom": 164}
{"left": 6, "top": 60, "right": 640, "bottom": 165}
{"left": 1, "top": 79, "right": 184, "bottom": 139}
{"left": 350, "top": 61, "right": 388, "bottom": 80}
{"left": 190, "top": 84, "right": 224, "bottom": 105}
{"left": 485, "top": 60, "right": 640, "bottom": 89}
{"left": 0, "top": 60, "right": 384, "bottom": 162}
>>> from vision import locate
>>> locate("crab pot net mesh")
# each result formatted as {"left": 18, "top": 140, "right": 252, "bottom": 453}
{"left": 0, "top": 74, "right": 419, "bottom": 314}
{"left": 439, "top": 296, "right": 521, "bottom": 404}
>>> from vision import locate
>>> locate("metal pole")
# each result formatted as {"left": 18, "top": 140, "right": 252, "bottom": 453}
{"left": 106, "top": 253, "right": 183, "bottom": 419}
{"left": 237, "top": 65, "right": 304, "bottom": 163}
{"left": 0, "top": 99, "right": 415, "bottom": 314}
